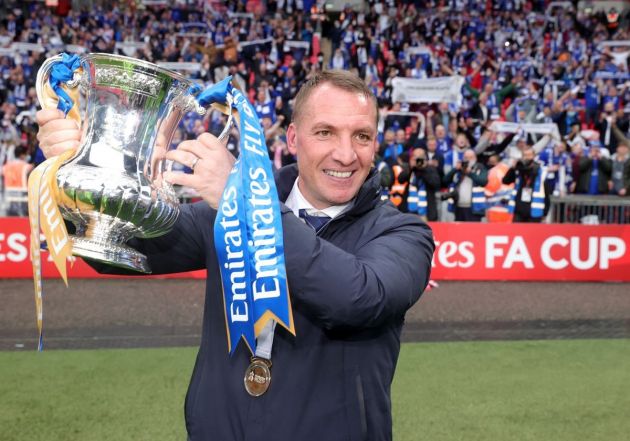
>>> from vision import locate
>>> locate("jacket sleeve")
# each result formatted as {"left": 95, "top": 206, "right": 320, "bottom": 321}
{"left": 502, "top": 167, "right": 516, "bottom": 184}
{"left": 281, "top": 205, "right": 434, "bottom": 330}
{"left": 86, "top": 202, "right": 210, "bottom": 276}
{"left": 421, "top": 167, "right": 441, "bottom": 191}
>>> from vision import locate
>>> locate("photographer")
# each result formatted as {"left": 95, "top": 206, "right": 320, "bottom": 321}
{"left": 402, "top": 148, "right": 441, "bottom": 221}
{"left": 502, "top": 147, "right": 552, "bottom": 222}
{"left": 442, "top": 149, "right": 488, "bottom": 222}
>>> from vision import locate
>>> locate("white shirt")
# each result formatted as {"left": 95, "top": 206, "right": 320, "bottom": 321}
{"left": 284, "top": 177, "right": 351, "bottom": 220}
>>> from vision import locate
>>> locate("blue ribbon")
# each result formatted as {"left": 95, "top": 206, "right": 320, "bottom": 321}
{"left": 48, "top": 53, "right": 81, "bottom": 115}
{"left": 201, "top": 77, "right": 294, "bottom": 355}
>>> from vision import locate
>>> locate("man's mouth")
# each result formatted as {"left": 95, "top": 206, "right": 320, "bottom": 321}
{"left": 324, "top": 170, "right": 353, "bottom": 178}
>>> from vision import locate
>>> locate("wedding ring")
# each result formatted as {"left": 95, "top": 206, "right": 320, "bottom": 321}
{"left": 191, "top": 156, "right": 200, "bottom": 170}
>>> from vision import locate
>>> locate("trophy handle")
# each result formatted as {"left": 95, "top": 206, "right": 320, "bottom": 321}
{"left": 213, "top": 104, "right": 235, "bottom": 142}
{"left": 35, "top": 54, "right": 83, "bottom": 127}
{"left": 191, "top": 78, "right": 236, "bottom": 142}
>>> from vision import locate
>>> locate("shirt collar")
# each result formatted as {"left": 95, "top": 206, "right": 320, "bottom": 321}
{"left": 285, "top": 177, "right": 351, "bottom": 220}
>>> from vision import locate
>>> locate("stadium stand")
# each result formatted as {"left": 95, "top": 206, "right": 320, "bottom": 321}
{"left": 0, "top": 0, "right": 629, "bottom": 222}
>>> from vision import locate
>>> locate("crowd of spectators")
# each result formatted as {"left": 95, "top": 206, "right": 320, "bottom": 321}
{"left": 1, "top": 0, "right": 629, "bottom": 222}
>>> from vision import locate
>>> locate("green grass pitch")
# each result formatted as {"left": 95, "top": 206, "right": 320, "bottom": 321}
{"left": 1, "top": 339, "right": 629, "bottom": 441}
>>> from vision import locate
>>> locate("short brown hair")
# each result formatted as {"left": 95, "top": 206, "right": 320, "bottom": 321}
{"left": 291, "top": 70, "right": 379, "bottom": 125}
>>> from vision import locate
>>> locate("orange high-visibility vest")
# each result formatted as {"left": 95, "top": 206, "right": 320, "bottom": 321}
{"left": 3, "top": 159, "right": 32, "bottom": 191}
{"left": 389, "top": 165, "right": 408, "bottom": 207}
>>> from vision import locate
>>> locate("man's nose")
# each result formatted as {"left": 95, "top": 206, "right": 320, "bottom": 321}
{"left": 331, "top": 137, "right": 358, "bottom": 165}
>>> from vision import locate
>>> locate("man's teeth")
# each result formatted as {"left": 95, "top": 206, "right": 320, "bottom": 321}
{"left": 325, "top": 170, "right": 352, "bottom": 178}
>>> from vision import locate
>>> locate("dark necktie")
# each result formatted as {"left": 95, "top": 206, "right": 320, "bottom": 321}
{"left": 299, "top": 209, "right": 331, "bottom": 233}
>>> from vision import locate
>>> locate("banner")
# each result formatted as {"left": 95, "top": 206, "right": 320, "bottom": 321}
{"left": 391, "top": 76, "right": 464, "bottom": 105}
{"left": 431, "top": 222, "right": 630, "bottom": 281}
{"left": 2, "top": 219, "right": 629, "bottom": 282}
{"left": 489, "top": 121, "right": 561, "bottom": 141}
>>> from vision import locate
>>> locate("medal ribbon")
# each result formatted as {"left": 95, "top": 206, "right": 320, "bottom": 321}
{"left": 198, "top": 77, "right": 295, "bottom": 355}
{"left": 29, "top": 53, "right": 82, "bottom": 350}
{"left": 27, "top": 150, "right": 76, "bottom": 350}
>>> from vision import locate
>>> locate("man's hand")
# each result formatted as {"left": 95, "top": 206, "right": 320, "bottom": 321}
{"left": 36, "top": 109, "right": 82, "bottom": 158}
{"left": 164, "top": 133, "right": 236, "bottom": 209}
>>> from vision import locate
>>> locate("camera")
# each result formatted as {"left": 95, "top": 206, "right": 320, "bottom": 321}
{"left": 415, "top": 158, "right": 425, "bottom": 168}
{"left": 461, "top": 160, "right": 469, "bottom": 170}
{"left": 440, "top": 190, "right": 458, "bottom": 202}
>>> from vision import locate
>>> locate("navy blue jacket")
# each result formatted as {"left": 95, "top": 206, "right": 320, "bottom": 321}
{"left": 101, "top": 165, "right": 434, "bottom": 441}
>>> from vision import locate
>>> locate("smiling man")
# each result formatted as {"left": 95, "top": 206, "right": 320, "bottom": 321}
{"left": 36, "top": 70, "right": 434, "bottom": 441}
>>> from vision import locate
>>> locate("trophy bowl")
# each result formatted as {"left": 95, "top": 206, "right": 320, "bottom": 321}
{"left": 36, "top": 53, "right": 222, "bottom": 273}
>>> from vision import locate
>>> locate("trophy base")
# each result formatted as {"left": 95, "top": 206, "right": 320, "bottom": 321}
{"left": 71, "top": 236, "right": 151, "bottom": 273}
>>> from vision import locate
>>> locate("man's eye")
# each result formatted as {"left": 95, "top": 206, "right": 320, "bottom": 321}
{"left": 317, "top": 130, "right": 331, "bottom": 137}
{"left": 357, "top": 133, "right": 372, "bottom": 142}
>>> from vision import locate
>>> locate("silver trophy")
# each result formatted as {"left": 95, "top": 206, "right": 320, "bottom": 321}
{"left": 36, "top": 53, "right": 230, "bottom": 273}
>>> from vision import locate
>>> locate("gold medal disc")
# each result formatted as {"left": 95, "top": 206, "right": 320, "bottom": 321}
{"left": 244, "top": 357, "right": 272, "bottom": 397}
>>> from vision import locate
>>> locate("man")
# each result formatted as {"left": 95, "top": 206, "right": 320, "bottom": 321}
{"left": 538, "top": 140, "right": 573, "bottom": 196}
{"left": 400, "top": 148, "right": 441, "bottom": 221}
{"left": 575, "top": 145, "right": 613, "bottom": 195}
{"left": 442, "top": 149, "right": 488, "bottom": 222}
{"left": 424, "top": 135, "right": 445, "bottom": 180}
{"left": 378, "top": 127, "right": 403, "bottom": 167}
{"left": 610, "top": 143, "right": 629, "bottom": 196}
{"left": 36, "top": 70, "right": 434, "bottom": 441}
{"left": 2, "top": 145, "right": 32, "bottom": 216}
{"left": 502, "top": 147, "right": 551, "bottom": 223}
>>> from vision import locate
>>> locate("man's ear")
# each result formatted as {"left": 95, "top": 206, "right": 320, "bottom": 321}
{"left": 286, "top": 123, "right": 298, "bottom": 156}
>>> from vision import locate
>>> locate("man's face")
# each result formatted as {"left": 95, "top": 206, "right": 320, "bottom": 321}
{"left": 456, "top": 134, "right": 467, "bottom": 149}
{"left": 463, "top": 150, "right": 476, "bottom": 163}
{"left": 435, "top": 125, "right": 446, "bottom": 139}
{"left": 395, "top": 129, "right": 406, "bottom": 144}
{"left": 287, "top": 84, "right": 378, "bottom": 209}
{"left": 522, "top": 149, "right": 535, "bottom": 162}
{"left": 384, "top": 130, "right": 395, "bottom": 144}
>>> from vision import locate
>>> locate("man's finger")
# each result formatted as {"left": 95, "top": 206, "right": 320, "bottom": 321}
{"left": 40, "top": 128, "right": 82, "bottom": 147}
{"left": 165, "top": 149, "right": 199, "bottom": 169}
{"left": 163, "top": 170, "right": 196, "bottom": 187}
{"left": 197, "top": 132, "right": 222, "bottom": 149}
{"left": 36, "top": 109, "right": 67, "bottom": 126}
{"left": 47, "top": 140, "right": 81, "bottom": 158}
{"left": 175, "top": 140, "right": 212, "bottom": 159}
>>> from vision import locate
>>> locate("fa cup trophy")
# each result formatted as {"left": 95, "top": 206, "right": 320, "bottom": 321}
{"left": 36, "top": 53, "right": 230, "bottom": 273}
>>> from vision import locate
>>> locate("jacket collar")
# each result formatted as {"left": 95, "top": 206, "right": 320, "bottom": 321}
{"left": 275, "top": 164, "right": 381, "bottom": 218}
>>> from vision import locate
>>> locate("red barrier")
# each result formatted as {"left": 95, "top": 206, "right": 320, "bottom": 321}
{"left": 1, "top": 217, "right": 629, "bottom": 281}
{"left": 430, "top": 222, "right": 630, "bottom": 281}
{"left": 0, "top": 217, "right": 206, "bottom": 279}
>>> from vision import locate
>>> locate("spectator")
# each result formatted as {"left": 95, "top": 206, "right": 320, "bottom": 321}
{"left": 611, "top": 143, "right": 629, "bottom": 196}
{"left": 424, "top": 135, "right": 445, "bottom": 181}
{"left": 538, "top": 140, "right": 573, "bottom": 196}
{"left": 378, "top": 128, "right": 403, "bottom": 167}
{"left": 575, "top": 146, "right": 613, "bottom": 195}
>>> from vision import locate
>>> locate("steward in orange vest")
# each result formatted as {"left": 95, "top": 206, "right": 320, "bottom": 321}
{"left": 2, "top": 146, "right": 33, "bottom": 216}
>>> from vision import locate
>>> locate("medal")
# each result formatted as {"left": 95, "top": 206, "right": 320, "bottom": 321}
{"left": 244, "top": 357, "right": 272, "bottom": 397}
